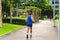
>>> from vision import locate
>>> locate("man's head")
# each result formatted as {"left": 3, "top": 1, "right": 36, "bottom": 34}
{"left": 27, "top": 10, "right": 32, "bottom": 15}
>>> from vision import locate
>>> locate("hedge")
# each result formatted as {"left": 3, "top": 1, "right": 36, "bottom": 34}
{"left": 2, "top": 18, "right": 26, "bottom": 25}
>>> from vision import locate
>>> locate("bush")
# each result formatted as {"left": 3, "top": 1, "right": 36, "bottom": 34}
{"left": 55, "top": 14, "right": 59, "bottom": 19}
{"left": 40, "top": 16, "right": 45, "bottom": 20}
{"left": 2, "top": 18, "right": 26, "bottom": 25}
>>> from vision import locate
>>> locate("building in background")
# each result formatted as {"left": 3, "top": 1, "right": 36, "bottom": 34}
{"left": 48, "top": 0, "right": 59, "bottom": 10}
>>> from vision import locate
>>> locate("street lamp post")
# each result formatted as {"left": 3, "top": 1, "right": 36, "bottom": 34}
{"left": 53, "top": 0, "right": 55, "bottom": 27}
{"left": 59, "top": 0, "right": 60, "bottom": 23}
{"left": 59, "top": 0, "right": 60, "bottom": 40}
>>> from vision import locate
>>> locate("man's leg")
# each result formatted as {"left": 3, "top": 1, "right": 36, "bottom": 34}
{"left": 26, "top": 27, "right": 29, "bottom": 39}
{"left": 30, "top": 27, "right": 32, "bottom": 38}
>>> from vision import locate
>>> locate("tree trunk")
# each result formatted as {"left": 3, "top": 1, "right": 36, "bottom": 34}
{"left": 10, "top": 9, "right": 12, "bottom": 23}
{"left": 0, "top": 0, "right": 2, "bottom": 27}
{"left": 10, "top": 1, "right": 12, "bottom": 23}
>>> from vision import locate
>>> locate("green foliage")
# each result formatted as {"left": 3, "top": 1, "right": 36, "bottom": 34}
{"left": 28, "top": 0, "right": 53, "bottom": 9}
{"left": 55, "top": 10, "right": 59, "bottom": 19}
{"left": 55, "top": 19, "right": 59, "bottom": 26}
{"left": 55, "top": 14, "right": 59, "bottom": 19}
{"left": 25, "top": 6, "right": 41, "bottom": 14}
{"left": 2, "top": 0, "right": 52, "bottom": 11}
{"left": 19, "top": 6, "right": 25, "bottom": 9}
{"left": 19, "top": 15, "right": 27, "bottom": 19}
{"left": 2, "top": 0, "right": 53, "bottom": 20}
{"left": 40, "top": 16, "right": 45, "bottom": 20}
{"left": 25, "top": 0, "right": 53, "bottom": 19}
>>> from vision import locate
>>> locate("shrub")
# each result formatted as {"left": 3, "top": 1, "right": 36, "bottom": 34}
{"left": 2, "top": 18, "right": 26, "bottom": 25}
{"left": 55, "top": 14, "right": 59, "bottom": 19}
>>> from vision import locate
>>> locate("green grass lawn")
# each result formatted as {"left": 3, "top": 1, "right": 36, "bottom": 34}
{"left": 55, "top": 19, "right": 59, "bottom": 26}
{"left": 0, "top": 23, "right": 25, "bottom": 36}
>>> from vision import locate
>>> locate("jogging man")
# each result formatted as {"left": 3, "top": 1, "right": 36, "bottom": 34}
{"left": 26, "top": 10, "right": 35, "bottom": 39}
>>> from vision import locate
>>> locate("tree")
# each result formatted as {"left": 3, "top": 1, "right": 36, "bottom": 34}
{"left": 0, "top": 0, "right": 2, "bottom": 27}
{"left": 2, "top": 0, "right": 22, "bottom": 23}
{"left": 2, "top": 0, "right": 10, "bottom": 18}
{"left": 10, "top": 0, "right": 13, "bottom": 23}
{"left": 35, "top": 0, "right": 53, "bottom": 18}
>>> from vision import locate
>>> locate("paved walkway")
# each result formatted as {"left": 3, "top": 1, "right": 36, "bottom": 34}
{"left": 0, "top": 20, "right": 58, "bottom": 40}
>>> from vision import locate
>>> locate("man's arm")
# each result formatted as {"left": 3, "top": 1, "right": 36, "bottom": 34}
{"left": 25, "top": 18, "right": 27, "bottom": 22}
{"left": 31, "top": 16, "right": 35, "bottom": 22}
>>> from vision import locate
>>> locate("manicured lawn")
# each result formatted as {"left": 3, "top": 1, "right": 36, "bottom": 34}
{"left": 55, "top": 19, "right": 59, "bottom": 26}
{"left": 0, "top": 23, "right": 25, "bottom": 36}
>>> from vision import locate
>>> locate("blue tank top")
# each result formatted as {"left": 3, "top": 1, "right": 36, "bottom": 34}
{"left": 27, "top": 15, "right": 32, "bottom": 25}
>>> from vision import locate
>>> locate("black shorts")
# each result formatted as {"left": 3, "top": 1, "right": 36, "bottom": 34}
{"left": 27, "top": 25, "right": 32, "bottom": 27}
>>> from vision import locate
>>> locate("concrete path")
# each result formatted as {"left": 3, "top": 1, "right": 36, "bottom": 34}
{"left": 0, "top": 20, "right": 58, "bottom": 40}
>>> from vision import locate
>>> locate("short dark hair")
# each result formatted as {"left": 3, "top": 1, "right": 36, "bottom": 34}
{"left": 27, "top": 10, "right": 32, "bottom": 15}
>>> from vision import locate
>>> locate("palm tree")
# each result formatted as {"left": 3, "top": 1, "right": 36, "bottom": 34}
{"left": 0, "top": 0, "right": 2, "bottom": 27}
